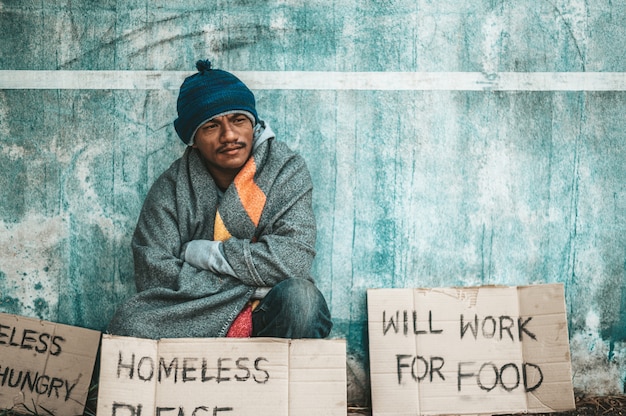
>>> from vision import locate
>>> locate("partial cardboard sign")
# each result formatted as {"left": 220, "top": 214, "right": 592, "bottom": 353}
{"left": 97, "top": 336, "right": 347, "bottom": 416}
{"left": 0, "top": 313, "right": 101, "bottom": 416}
{"left": 289, "top": 339, "right": 347, "bottom": 415}
{"left": 367, "top": 284, "right": 575, "bottom": 416}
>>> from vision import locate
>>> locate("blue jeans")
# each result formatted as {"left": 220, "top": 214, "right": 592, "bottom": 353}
{"left": 252, "top": 279, "right": 332, "bottom": 338}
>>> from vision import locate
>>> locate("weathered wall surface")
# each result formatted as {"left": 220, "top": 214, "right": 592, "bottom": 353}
{"left": 1, "top": 0, "right": 625, "bottom": 404}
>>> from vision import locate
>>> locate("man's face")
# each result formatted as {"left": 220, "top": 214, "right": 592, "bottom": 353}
{"left": 193, "top": 113, "right": 254, "bottom": 185}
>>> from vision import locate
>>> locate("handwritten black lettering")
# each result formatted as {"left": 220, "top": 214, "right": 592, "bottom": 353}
{"left": 476, "top": 362, "right": 498, "bottom": 391}
{"left": 47, "top": 377, "right": 64, "bottom": 398}
{"left": 22, "top": 369, "right": 37, "bottom": 392}
{"left": 117, "top": 352, "right": 135, "bottom": 379}
{"left": 411, "top": 312, "right": 424, "bottom": 335}
{"left": 112, "top": 402, "right": 143, "bottom": 416}
{"left": 154, "top": 406, "right": 234, "bottom": 416}
{"left": 396, "top": 355, "right": 446, "bottom": 384}
{"left": 383, "top": 311, "right": 400, "bottom": 335}
{"left": 411, "top": 356, "right": 428, "bottom": 382}
{"left": 0, "top": 365, "right": 79, "bottom": 401}
{"left": 20, "top": 329, "right": 37, "bottom": 350}
{"left": 0, "top": 324, "right": 64, "bottom": 355}
{"left": 396, "top": 354, "right": 412, "bottom": 384}
{"left": 457, "top": 361, "right": 543, "bottom": 392}
{"left": 113, "top": 355, "right": 271, "bottom": 385}
{"left": 499, "top": 316, "right": 515, "bottom": 341}
{"left": 36, "top": 333, "right": 50, "bottom": 354}
{"left": 182, "top": 358, "right": 198, "bottom": 382}
{"left": 523, "top": 362, "right": 543, "bottom": 392}
{"left": 518, "top": 317, "right": 536, "bottom": 341}
{"left": 429, "top": 357, "right": 445, "bottom": 382}
{"left": 49, "top": 335, "right": 65, "bottom": 356}
{"left": 253, "top": 357, "right": 270, "bottom": 384}
{"left": 403, "top": 311, "right": 409, "bottom": 335}
{"left": 383, "top": 310, "right": 443, "bottom": 336}
{"left": 217, "top": 358, "right": 230, "bottom": 383}
{"left": 35, "top": 374, "right": 50, "bottom": 394}
{"left": 234, "top": 358, "right": 250, "bottom": 381}
{"left": 201, "top": 358, "right": 215, "bottom": 382}
{"left": 457, "top": 361, "right": 475, "bottom": 391}
{"left": 137, "top": 356, "right": 155, "bottom": 381}
{"left": 8, "top": 326, "right": 19, "bottom": 346}
{"left": 482, "top": 316, "right": 497, "bottom": 338}
{"left": 159, "top": 357, "right": 179, "bottom": 382}
{"left": 460, "top": 314, "right": 537, "bottom": 341}
{"left": 7, "top": 368, "right": 22, "bottom": 388}
{"left": 0, "top": 324, "right": 10, "bottom": 343}
{"left": 64, "top": 378, "right": 79, "bottom": 401}
{"left": 427, "top": 311, "right": 443, "bottom": 334}
{"left": 460, "top": 315, "right": 478, "bottom": 339}
{"left": 499, "top": 363, "right": 521, "bottom": 392}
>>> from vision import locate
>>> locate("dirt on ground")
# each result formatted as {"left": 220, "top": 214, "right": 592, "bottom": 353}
{"left": 347, "top": 395, "right": 626, "bottom": 415}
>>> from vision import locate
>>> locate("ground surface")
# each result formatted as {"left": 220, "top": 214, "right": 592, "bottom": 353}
{"left": 1, "top": 395, "right": 624, "bottom": 415}
{"left": 347, "top": 395, "right": 626, "bottom": 415}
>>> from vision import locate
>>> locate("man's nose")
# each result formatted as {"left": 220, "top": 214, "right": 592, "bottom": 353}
{"left": 220, "top": 122, "right": 238, "bottom": 141}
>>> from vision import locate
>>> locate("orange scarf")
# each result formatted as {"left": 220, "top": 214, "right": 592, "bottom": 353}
{"left": 221, "top": 155, "right": 265, "bottom": 337}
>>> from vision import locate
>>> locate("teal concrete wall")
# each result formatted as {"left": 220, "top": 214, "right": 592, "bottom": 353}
{"left": 1, "top": 0, "right": 625, "bottom": 404}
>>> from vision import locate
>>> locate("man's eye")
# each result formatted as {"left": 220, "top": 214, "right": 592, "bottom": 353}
{"left": 234, "top": 117, "right": 247, "bottom": 123}
{"left": 203, "top": 124, "right": 217, "bottom": 130}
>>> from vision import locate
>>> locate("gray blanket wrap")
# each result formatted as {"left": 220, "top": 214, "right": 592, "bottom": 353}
{"left": 108, "top": 138, "right": 317, "bottom": 339}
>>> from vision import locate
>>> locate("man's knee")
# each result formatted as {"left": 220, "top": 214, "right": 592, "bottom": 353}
{"left": 252, "top": 279, "right": 332, "bottom": 338}
{"left": 273, "top": 279, "right": 325, "bottom": 311}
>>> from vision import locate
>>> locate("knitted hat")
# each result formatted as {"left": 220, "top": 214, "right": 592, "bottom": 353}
{"left": 174, "top": 59, "right": 258, "bottom": 145}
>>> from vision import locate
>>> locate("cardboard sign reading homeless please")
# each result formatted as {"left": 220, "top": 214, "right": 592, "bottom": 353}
{"left": 97, "top": 335, "right": 346, "bottom": 416}
{"left": 367, "top": 284, "right": 575, "bottom": 416}
{"left": 0, "top": 313, "right": 101, "bottom": 416}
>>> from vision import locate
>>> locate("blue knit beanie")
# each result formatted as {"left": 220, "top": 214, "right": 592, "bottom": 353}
{"left": 174, "top": 59, "right": 258, "bottom": 145}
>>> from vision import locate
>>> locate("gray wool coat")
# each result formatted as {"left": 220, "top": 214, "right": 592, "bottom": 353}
{"left": 107, "top": 137, "right": 317, "bottom": 339}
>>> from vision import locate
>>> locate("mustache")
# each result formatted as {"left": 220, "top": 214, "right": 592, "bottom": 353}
{"left": 217, "top": 142, "right": 247, "bottom": 153}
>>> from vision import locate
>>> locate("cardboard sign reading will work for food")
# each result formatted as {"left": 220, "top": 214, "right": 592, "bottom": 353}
{"left": 367, "top": 284, "right": 575, "bottom": 416}
{"left": 97, "top": 336, "right": 346, "bottom": 416}
{"left": 0, "top": 313, "right": 101, "bottom": 416}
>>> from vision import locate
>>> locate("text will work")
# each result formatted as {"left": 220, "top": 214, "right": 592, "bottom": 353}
{"left": 382, "top": 311, "right": 537, "bottom": 341}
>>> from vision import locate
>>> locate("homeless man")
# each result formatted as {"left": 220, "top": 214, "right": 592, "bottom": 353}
{"left": 108, "top": 59, "right": 332, "bottom": 339}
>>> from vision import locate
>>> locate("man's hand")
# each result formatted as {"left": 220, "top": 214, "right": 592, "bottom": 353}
{"left": 183, "top": 239, "right": 237, "bottom": 277}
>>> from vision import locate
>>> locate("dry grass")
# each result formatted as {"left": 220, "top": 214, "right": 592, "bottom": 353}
{"left": 347, "top": 395, "right": 626, "bottom": 416}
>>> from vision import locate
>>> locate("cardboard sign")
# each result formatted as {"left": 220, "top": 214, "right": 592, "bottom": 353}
{"left": 97, "top": 335, "right": 346, "bottom": 416}
{"left": 0, "top": 313, "right": 101, "bottom": 415}
{"left": 367, "top": 284, "right": 575, "bottom": 415}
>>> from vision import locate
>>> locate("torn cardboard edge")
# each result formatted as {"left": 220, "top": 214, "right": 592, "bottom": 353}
{"left": 96, "top": 335, "right": 347, "bottom": 416}
{"left": 367, "top": 284, "right": 575, "bottom": 416}
{"left": 0, "top": 313, "right": 101, "bottom": 416}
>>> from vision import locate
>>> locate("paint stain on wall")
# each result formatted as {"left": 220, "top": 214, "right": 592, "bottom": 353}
{"left": 0, "top": 213, "right": 68, "bottom": 320}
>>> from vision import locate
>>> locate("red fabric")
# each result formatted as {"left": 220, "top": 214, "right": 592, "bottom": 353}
{"left": 226, "top": 302, "right": 253, "bottom": 338}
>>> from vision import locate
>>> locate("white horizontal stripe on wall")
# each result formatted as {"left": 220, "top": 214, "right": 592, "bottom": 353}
{"left": 1, "top": 71, "right": 625, "bottom": 91}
